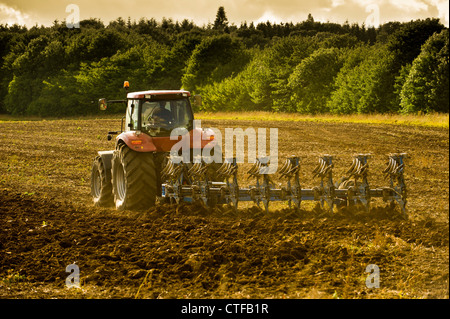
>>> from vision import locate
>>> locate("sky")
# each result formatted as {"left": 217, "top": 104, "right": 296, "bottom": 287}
{"left": 0, "top": 0, "right": 448, "bottom": 29}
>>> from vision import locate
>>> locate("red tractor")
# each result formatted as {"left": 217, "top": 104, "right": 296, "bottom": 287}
{"left": 90, "top": 82, "right": 212, "bottom": 210}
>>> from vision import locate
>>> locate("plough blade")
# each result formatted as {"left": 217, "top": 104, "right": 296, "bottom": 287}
{"left": 160, "top": 153, "right": 408, "bottom": 218}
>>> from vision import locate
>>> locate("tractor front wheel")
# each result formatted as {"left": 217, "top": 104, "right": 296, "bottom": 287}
{"left": 111, "top": 144, "right": 157, "bottom": 210}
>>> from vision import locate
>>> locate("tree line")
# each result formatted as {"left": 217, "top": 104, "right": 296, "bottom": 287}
{"left": 0, "top": 7, "right": 448, "bottom": 116}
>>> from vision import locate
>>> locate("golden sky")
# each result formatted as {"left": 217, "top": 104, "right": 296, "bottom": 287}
{"left": 1, "top": 0, "right": 448, "bottom": 28}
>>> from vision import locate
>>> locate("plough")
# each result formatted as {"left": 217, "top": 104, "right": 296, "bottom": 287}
{"left": 160, "top": 153, "right": 408, "bottom": 217}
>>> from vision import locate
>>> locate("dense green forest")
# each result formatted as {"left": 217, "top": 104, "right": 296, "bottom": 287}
{"left": 0, "top": 7, "right": 448, "bottom": 116}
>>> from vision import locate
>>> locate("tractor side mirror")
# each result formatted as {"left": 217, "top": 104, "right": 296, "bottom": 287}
{"left": 193, "top": 95, "right": 202, "bottom": 107}
{"left": 99, "top": 98, "right": 107, "bottom": 111}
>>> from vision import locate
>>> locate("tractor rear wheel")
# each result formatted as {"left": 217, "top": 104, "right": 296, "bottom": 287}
{"left": 111, "top": 144, "right": 157, "bottom": 210}
{"left": 90, "top": 156, "right": 114, "bottom": 207}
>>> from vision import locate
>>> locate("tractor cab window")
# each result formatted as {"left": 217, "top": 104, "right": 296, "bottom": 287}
{"left": 125, "top": 99, "right": 140, "bottom": 131}
{"left": 141, "top": 98, "right": 193, "bottom": 136}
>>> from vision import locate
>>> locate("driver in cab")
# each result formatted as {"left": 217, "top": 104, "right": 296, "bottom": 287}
{"left": 142, "top": 101, "right": 173, "bottom": 130}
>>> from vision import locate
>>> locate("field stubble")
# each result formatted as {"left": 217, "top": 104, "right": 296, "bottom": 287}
{"left": 0, "top": 115, "right": 448, "bottom": 299}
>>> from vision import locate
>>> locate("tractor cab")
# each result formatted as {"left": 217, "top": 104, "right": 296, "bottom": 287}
{"left": 98, "top": 82, "right": 205, "bottom": 153}
{"left": 124, "top": 90, "right": 194, "bottom": 137}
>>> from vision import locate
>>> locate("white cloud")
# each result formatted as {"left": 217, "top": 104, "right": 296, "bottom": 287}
{"left": 388, "top": 0, "right": 428, "bottom": 12}
{"left": 430, "top": 0, "right": 449, "bottom": 26}
{"left": 331, "top": 0, "right": 345, "bottom": 7}
{"left": 255, "top": 10, "right": 284, "bottom": 24}
{"left": 0, "top": 3, "right": 30, "bottom": 26}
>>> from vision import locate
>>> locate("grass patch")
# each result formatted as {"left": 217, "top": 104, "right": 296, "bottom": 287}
{"left": 0, "top": 113, "right": 120, "bottom": 123}
{"left": 1, "top": 112, "right": 447, "bottom": 128}
{"left": 196, "top": 111, "right": 449, "bottom": 128}
{"left": 1, "top": 269, "right": 27, "bottom": 284}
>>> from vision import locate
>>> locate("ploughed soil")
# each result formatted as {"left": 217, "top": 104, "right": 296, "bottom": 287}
{"left": 0, "top": 116, "right": 448, "bottom": 299}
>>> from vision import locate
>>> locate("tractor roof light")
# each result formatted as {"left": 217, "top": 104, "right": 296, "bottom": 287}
{"left": 123, "top": 81, "right": 130, "bottom": 89}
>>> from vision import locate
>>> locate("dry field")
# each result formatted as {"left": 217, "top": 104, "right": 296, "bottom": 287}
{"left": 0, "top": 114, "right": 448, "bottom": 299}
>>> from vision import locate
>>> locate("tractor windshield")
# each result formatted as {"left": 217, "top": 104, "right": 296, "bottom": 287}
{"left": 140, "top": 98, "right": 193, "bottom": 136}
